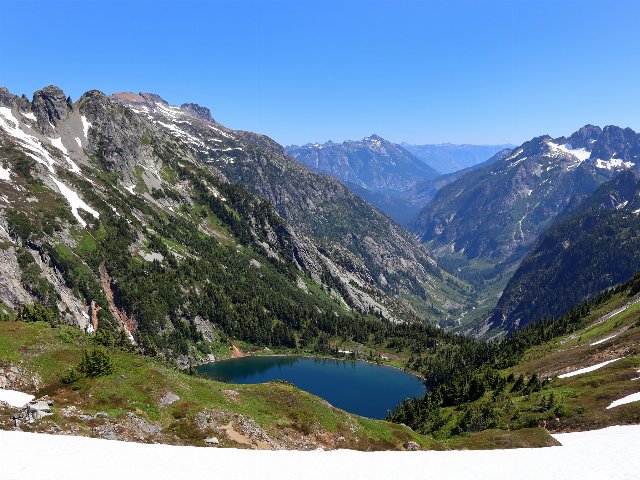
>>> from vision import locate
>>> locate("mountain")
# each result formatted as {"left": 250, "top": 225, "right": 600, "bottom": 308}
{"left": 111, "top": 96, "right": 469, "bottom": 320}
{"left": 413, "top": 125, "right": 640, "bottom": 325}
{"left": 286, "top": 135, "right": 440, "bottom": 195}
{"left": 401, "top": 143, "right": 514, "bottom": 174}
{"left": 487, "top": 170, "right": 640, "bottom": 332}
{"left": 0, "top": 85, "right": 469, "bottom": 363}
{"left": 401, "top": 148, "right": 513, "bottom": 210}
{"left": 341, "top": 182, "right": 417, "bottom": 227}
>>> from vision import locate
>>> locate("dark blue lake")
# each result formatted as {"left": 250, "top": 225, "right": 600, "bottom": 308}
{"left": 196, "top": 356, "right": 426, "bottom": 419}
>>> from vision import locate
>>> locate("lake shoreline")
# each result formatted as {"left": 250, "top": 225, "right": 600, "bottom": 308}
{"left": 195, "top": 354, "right": 428, "bottom": 419}
{"left": 198, "top": 351, "right": 428, "bottom": 383}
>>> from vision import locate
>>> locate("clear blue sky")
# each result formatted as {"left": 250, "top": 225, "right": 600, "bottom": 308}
{"left": 1, "top": 0, "right": 639, "bottom": 146}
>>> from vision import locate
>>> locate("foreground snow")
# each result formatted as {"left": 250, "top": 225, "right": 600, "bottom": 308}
{"left": 0, "top": 389, "right": 34, "bottom": 408}
{"left": 1, "top": 425, "right": 640, "bottom": 480}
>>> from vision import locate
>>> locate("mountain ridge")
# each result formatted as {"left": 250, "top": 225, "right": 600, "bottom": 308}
{"left": 286, "top": 135, "right": 440, "bottom": 195}
{"left": 412, "top": 124, "right": 639, "bottom": 328}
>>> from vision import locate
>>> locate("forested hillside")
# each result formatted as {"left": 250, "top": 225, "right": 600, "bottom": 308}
{"left": 488, "top": 170, "right": 640, "bottom": 332}
{"left": 389, "top": 273, "right": 640, "bottom": 442}
{"left": 0, "top": 85, "right": 467, "bottom": 365}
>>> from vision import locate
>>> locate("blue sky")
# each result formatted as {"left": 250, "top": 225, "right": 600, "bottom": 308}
{"left": 1, "top": 0, "right": 639, "bottom": 146}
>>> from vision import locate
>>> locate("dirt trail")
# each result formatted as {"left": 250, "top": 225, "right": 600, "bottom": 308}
{"left": 231, "top": 344, "right": 244, "bottom": 358}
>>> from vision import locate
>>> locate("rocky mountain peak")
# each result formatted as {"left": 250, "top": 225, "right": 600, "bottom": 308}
{"left": 110, "top": 92, "right": 147, "bottom": 104}
{"left": 566, "top": 124, "right": 602, "bottom": 148}
{"left": 139, "top": 92, "right": 169, "bottom": 105}
{"left": 31, "top": 85, "right": 73, "bottom": 134}
{"left": 180, "top": 102, "right": 213, "bottom": 122}
{"left": 0, "top": 87, "right": 19, "bottom": 108}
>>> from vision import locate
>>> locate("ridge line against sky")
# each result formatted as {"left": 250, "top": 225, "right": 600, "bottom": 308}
{"left": 1, "top": 0, "right": 639, "bottom": 146}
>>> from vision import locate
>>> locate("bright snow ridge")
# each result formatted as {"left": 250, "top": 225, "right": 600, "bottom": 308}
{"left": 558, "top": 358, "right": 622, "bottom": 378}
{"left": 0, "top": 389, "right": 34, "bottom": 408}
{"left": 49, "top": 176, "right": 99, "bottom": 227}
{"left": 2, "top": 425, "right": 640, "bottom": 480}
{"left": 607, "top": 392, "right": 640, "bottom": 409}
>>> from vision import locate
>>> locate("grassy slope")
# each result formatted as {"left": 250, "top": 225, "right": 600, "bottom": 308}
{"left": 0, "top": 321, "right": 438, "bottom": 451}
{"left": 439, "top": 289, "right": 640, "bottom": 444}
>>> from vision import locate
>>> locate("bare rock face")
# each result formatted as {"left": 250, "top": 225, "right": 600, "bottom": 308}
{"left": 181, "top": 103, "right": 213, "bottom": 122}
{"left": 0, "top": 87, "right": 18, "bottom": 108}
{"left": 31, "top": 85, "right": 73, "bottom": 134}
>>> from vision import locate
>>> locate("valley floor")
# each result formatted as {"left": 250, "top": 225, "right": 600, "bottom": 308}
{"left": 2, "top": 425, "right": 639, "bottom": 480}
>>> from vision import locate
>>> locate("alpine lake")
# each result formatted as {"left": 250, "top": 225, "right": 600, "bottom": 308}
{"left": 196, "top": 356, "right": 427, "bottom": 419}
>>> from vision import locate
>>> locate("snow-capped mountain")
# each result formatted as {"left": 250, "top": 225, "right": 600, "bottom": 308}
{"left": 415, "top": 125, "right": 639, "bottom": 260}
{"left": 413, "top": 125, "right": 640, "bottom": 328}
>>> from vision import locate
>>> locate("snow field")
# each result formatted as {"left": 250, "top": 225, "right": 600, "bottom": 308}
{"left": 1, "top": 425, "right": 640, "bottom": 480}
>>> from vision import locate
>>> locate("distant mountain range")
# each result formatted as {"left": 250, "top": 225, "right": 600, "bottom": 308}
{"left": 401, "top": 143, "right": 514, "bottom": 174}
{"left": 286, "top": 135, "right": 439, "bottom": 195}
{"left": 400, "top": 148, "right": 513, "bottom": 209}
{"left": 287, "top": 136, "right": 509, "bottom": 226}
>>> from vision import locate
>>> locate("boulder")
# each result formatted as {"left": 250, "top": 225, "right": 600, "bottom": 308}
{"left": 160, "top": 392, "right": 180, "bottom": 407}
{"left": 404, "top": 440, "right": 420, "bottom": 451}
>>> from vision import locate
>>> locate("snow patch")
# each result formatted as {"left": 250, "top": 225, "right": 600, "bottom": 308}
{"left": 155, "top": 120, "right": 203, "bottom": 146}
{"left": 607, "top": 392, "right": 640, "bottom": 409}
{"left": 49, "top": 137, "right": 81, "bottom": 173}
{"left": 50, "top": 176, "right": 99, "bottom": 227}
{"left": 0, "top": 106, "right": 57, "bottom": 172}
{"left": 508, "top": 156, "right": 528, "bottom": 168}
{"left": 505, "top": 148, "right": 523, "bottom": 162}
{"left": 75, "top": 137, "right": 82, "bottom": 147}
{"left": 207, "top": 124, "right": 235, "bottom": 139}
{"left": 590, "top": 334, "right": 618, "bottom": 346}
{"left": 21, "top": 111, "right": 37, "bottom": 121}
{"left": 558, "top": 358, "right": 622, "bottom": 378}
{"left": 0, "top": 165, "right": 11, "bottom": 182}
{"left": 49, "top": 137, "right": 68, "bottom": 155}
{"left": 0, "top": 389, "right": 34, "bottom": 408}
{"left": 81, "top": 116, "right": 91, "bottom": 139}
{"left": 595, "top": 158, "right": 635, "bottom": 170}
{"left": 547, "top": 142, "right": 591, "bottom": 162}
{"left": 155, "top": 103, "right": 184, "bottom": 121}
